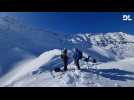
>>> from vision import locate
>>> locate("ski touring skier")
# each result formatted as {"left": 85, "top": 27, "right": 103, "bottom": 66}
{"left": 60, "top": 48, "right": 68, "bottom": 71}
{"left": 73, "top": 48, "right": 83, "bottom": 70}
{"left": 51, "top": 48, "right": 68, "bottom": 79}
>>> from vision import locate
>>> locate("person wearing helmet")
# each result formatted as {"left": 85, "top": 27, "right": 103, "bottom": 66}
{"left": 61, "top": 48, "right": 68, "bottom": 71}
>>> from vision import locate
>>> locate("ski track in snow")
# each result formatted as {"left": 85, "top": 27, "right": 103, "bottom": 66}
{"left": 4, "top": 57, "right": 134, "bottom": 87}
{"left": 1, "top": 49, "right": 134, "bottom": 87}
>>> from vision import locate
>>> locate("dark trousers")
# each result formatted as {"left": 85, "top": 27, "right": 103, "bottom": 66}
{"left": 74, "top": 59, "right": 80, "bottom": 70}
{"left": 63, "top": 59, "right": 68, "bottom": 71}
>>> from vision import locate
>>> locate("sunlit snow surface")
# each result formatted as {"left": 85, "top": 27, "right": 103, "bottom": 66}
{"left": 0, "top": 49, "right": 134, "bottom": 87}
{"left": 1, "top": 16, "right": 134, "bottom": 87}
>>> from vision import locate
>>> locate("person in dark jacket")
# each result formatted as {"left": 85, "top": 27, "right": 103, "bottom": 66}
{"left": 61, "top": 48, "right": 68, "bottom": 71}
{"left": 73, "top": 48, "right": 82, "bottom": 70}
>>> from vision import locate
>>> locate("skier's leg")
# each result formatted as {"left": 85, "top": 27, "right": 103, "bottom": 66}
{"left": 74, "top": 60, "right": 77, "bottom": 69}
{"left": 77, "top": 60, "right": 80, "bottom": 70}
{"left": 64, "top": 59, "right": 67, "bottom": 71}
{"left": 75, "top": 60, "right": 80, "bottom": 70}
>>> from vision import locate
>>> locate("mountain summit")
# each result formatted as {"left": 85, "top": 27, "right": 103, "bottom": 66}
{"left": 0, "top": 16, "right": 134, "bottom": 87}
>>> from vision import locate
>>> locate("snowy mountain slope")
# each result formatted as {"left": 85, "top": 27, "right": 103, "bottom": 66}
{"left": 1, "top": 31, "right": 134, "bottom": 87}
{"left": 2, "top": 50, "right": 134, "bottom": 87}
{"left": 0, "top": 16, "right": 68, "bottom": 77}
{"left": 68, "top": 32, "right": 134, "bottom": 61}
{"left": 1, "top": 16, "right": 134, "bottom": 87}
{"left": 0, "top": 49, "right": 61, "bottom": 86}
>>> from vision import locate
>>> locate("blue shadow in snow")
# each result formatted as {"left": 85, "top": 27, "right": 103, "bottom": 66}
{"left": 81, "top": 68, "right": 134, "bottom": 81}
{"left": 32, "top": 56, "right": 73, "bottom": 75}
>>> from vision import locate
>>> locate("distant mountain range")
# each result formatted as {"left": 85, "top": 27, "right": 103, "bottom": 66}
{"left": 0, "top": 16, "right": 134, "bottom": 79}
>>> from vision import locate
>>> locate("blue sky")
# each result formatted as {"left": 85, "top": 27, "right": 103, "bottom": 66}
{"left": 2, "top": 12, "right": 134, "bottom": 34}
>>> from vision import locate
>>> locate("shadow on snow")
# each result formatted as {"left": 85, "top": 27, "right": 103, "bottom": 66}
{"left": 32, "top": 55, "right": 134, "bottom": 82}
{"left": 32, "top": 56, "right": 73, "bottom": 75}
{"left": 81, "top": 68, "right": 134, "bottom": 81}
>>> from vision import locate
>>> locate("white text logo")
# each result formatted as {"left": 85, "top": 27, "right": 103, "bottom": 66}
{"left": 123, "top": 15, "right": 133, "bottom": 21}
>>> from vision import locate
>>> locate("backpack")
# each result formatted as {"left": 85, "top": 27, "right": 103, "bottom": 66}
{"left": 61, "top": 49, "right": 67, "bottom": 59}
{"left": 77, "top": 50, "right": 83, "bottom": 59}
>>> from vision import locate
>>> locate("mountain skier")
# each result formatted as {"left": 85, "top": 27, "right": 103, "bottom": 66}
{"left": 73, "top": 48, "right": 83, "bottom": 70}
{"left": 61, "top": 48, "right": 68, "bottom": 71}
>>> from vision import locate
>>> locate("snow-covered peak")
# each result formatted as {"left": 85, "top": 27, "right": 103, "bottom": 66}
{"left": 1, "top": 16, "right": 134, "bottom": 87}
{"left": 68, "top": 32, "right": 134, "bottom": 60}
{"left": 68, "top": 32, "right": 134, "bottom": 46}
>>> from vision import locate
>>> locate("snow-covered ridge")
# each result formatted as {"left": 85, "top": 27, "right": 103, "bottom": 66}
{"left": 0, "top": 16, "right": 134, "bottom": 77}
{"left": 2, "top": 50, "right": 134, "bottom": 87}
{"left": 68, "top": 32, "right": 134, "bottom": 60}
{"left": 68, "top": 32, "right": 134, "bottom": 46}
{"left": 0, "top": 49, "right": 61, "bottom": 86}
{"left": 0, "top": 16, "right": 67, "bottom": 77}
{"left": 1, "top": 16, "right": 134, "bottom": 87}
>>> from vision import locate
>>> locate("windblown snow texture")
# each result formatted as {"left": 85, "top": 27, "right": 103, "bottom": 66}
{"left": 1, "top": 16, "right": 134, "bottom": 87}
